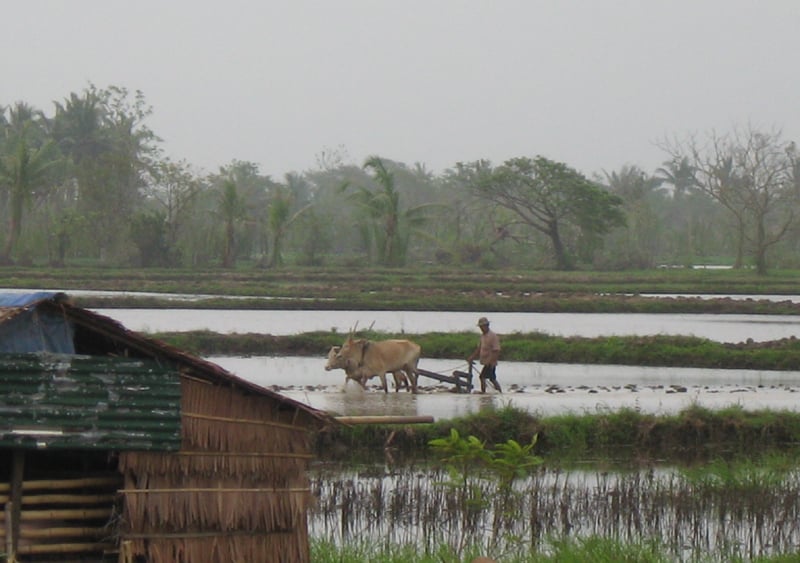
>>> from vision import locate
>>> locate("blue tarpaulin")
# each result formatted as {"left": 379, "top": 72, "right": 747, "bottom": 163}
{"left": 0, "top": 292, "right": 75, "bottom": 354}
{"left": 0, "top": 291, "right": 68, "bottom": 307}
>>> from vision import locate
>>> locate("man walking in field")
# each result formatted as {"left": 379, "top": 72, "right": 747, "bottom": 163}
{"left": 467, "top": 317, "right": 502, "bottom": 393}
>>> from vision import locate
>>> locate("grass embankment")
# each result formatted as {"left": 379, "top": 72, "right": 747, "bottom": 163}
{"left": 318, "top": 405, "right": 800, "bottom": 464}
{"left": 5, "top": 265, "right": 800, "bottom": 313}
{"left": 3, "top": 263, "right": 800, "bottom": 293}
{"left": 80, "top": 293, "right": 800, "bottom": 314}
{"left": 154, "top": 330, "right": 800, "bottom": 371}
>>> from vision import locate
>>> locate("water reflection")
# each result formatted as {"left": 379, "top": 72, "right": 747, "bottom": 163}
{"left": 99, "top": 308, "right": 800, "bottom": 342}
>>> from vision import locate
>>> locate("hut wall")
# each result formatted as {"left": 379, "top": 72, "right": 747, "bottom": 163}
{"left": 118, "top": 377, "right": 315, "bottom": 563}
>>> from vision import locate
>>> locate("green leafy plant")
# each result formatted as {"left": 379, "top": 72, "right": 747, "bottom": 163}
{"left": 429, "top": 428, "right": 544, "bottom": 556}
{"left": 490, "top": 435, "right": 543, "bottom": 489}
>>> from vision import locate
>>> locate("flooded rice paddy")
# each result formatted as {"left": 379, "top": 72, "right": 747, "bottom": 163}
{"left": 7, "top": 290, "right": 799, "bottom": 559}
{"left": 100, "top": 308, "right": 800, "bottom": 343}
{"left": 211, "top": 356, "right": 800, "bottom": 418}
{"left": 82, "top": 299, "right": 800, "bottom": 560}
{"left": 79, "top": 305, "right": 800, "bottom": 418}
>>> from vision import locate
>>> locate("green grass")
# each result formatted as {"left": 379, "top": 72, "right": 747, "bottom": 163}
{"left": 680, "top": 451, "right": 799, "bottom": 491}
{"left": 309, "top": 536, "right": 672, "bottom": 563}
{"left": 317, "top": 405, "right": 800, "bottom": 463}
{"left": 151, "top": 329, "right": 800, "bottom": 372}
{"left": 310, "top": 535, "right": 799, "bottom": 562}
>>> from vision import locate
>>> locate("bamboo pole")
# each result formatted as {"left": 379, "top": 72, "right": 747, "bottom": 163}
{"left": 119, "top": 487, "right": 309, "bottom": 494}
{"left": 334, "top": 415, "right": 434, "bottom": 425}
{"left": 175, "top": 451, "right": 313, "bottom": 459}
{"left": 21, "top": 508, "right": 110, "bottom": 521}
{"left": 121, "top": 530, "right": 294, "bottom": 539}
{"left": 20, "top": 493, "right": 116, "bottom": 505}
{"left": 14, "top": 477, "right": 120, "bottom": 491}
{"left": 21, "top": 525, "right": 102, "bottom": 539}
{"left": 16, "top": 542, "right": 113, "bottom": 555}
{"left": 182, "top": 411, "right": 308, "bottom": 432}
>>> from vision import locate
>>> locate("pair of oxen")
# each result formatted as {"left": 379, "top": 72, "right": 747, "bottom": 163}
{"left": 325, "top": 336, "right": 421, "bottom": 393}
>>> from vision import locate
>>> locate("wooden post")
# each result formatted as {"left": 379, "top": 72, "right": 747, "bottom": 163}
{"left": 5, "top": 502, "right": 14, "bottom": 563}
{"left": 119, "top": 540, "right": 133, "bottom": 563}
{"left": 9, "top": 450, "right": 24, "bottom": 559}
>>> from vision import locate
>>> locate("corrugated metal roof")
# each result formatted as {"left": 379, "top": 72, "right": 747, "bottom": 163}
{"left": 0, "top": 353, "right": 181, "bottom": 451}
{"left": 0, "top": 292, "right": 337, "bottom": 429}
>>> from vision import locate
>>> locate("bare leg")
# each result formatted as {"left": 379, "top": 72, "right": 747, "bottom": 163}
{"left": 391, "top": 371, "right": 408, "bottom": 392}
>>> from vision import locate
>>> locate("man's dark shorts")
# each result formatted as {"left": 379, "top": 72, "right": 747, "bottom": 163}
{"left": 479, "top": 364, "right": 497, "bottom": 381}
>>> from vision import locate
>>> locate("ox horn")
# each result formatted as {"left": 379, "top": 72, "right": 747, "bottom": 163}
{"left": 348, "top": 321, "right": 359, "bottom": 339}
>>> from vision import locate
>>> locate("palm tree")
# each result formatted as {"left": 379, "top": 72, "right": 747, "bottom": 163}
{"left": 656, "top": 157, "right": 701, "bottom": 265}
{"left": 603, "top": 166, "right": 665, "bottom": 268}
{"left": 655, "top": 156, "right": 697, "bottom": 198}
{"left": 50, "top": 90, "right": 106, "bottom": 165}
{"left": 343, "top": 156, "right": 436, "bottom": 266}
{"left": 266, "top": 174, "right": 312, "bottom": 267}
{"left": 0, "top": 126, "right": 59, "bottom": 263}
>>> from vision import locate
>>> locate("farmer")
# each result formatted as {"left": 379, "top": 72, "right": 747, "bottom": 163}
{"left": 467, "top": 316, "right": 502, "bottom": 393}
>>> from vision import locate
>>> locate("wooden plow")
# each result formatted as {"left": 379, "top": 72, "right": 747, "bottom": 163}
{"left": 416, "top": 365, "right": 473, "bottom": 393}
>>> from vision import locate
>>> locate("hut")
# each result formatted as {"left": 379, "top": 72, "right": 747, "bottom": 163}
{"left": 0, "top": 292, "right": 334, "bottom": 562}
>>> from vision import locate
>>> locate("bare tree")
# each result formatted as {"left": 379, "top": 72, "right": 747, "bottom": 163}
{"left": 661, "top": 126, "right": 799, "bottom": 274}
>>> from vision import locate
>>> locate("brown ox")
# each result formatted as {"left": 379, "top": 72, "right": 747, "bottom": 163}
{"left": 325, "top": 345, "right": 409, "bottom": 392}
{"left": 333, "top": 337, "right": 421, "bottom": 394}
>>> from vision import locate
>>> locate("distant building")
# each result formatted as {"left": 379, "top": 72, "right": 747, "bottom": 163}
{"left": 0, "top": 292, "right": 334, "bottom": 562}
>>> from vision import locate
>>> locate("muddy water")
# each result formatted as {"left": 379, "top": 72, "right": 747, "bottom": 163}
{"left": 210, "top": 356, "right": 800, "bottom": 418}
{"left": 85, "top": 304, "right": 800, "bottom": 417}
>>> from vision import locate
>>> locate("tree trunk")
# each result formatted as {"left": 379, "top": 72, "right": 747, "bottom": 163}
{"left": 755, "top": 217, "right": 768, "bottom": 275}
{"left": 733, "top": 218, "right": 745, "bottom": 269}
{"left": 548, "top": 223, "right": 573, "bottom": 270}
{"left": 222, "top": 220, "right": 235, "bottom": 268}
{"left": 1, "top": 217, "right": 19, "bottom": 264}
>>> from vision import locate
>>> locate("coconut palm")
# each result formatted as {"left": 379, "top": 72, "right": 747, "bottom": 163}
{"left": 0, "top": 126, "right": 60, "bottom": 263}
{"left": 267, "top": 174, "right": 311, "bottom": 267}
{"left": 343, "top": 156, "right": 436, "bottom": 266}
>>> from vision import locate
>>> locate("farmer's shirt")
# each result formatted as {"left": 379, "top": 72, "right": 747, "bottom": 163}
{"left": 478, "top": 330, "right": 501, "bottom": 365}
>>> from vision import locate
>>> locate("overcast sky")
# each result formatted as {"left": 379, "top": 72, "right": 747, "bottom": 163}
{"left": 4, "top": 1, "right": 799, "bottom": 179}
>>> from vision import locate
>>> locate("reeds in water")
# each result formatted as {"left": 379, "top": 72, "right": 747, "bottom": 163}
{"left": 309, "top": 462, "right": 800, "bottom": 561}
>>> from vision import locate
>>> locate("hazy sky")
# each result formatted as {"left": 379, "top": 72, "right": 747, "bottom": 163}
{"left": 4, "top": 1, "right": 799, "bottom": 178}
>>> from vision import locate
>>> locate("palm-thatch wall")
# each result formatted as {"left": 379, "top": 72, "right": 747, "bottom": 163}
{"left": 117, "top": 377, "right": 319, "bottom": 562}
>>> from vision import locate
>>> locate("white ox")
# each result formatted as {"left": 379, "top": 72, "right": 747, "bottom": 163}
{"left": 332, "top": 337, "right": 421, "bottom": 394}
{"left": 325, "top": 345, "right": 410, "bottom": 392}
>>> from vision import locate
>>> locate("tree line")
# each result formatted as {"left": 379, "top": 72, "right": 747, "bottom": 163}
{"left": 2, "top": 85, "right": 799, "bottom": 274}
